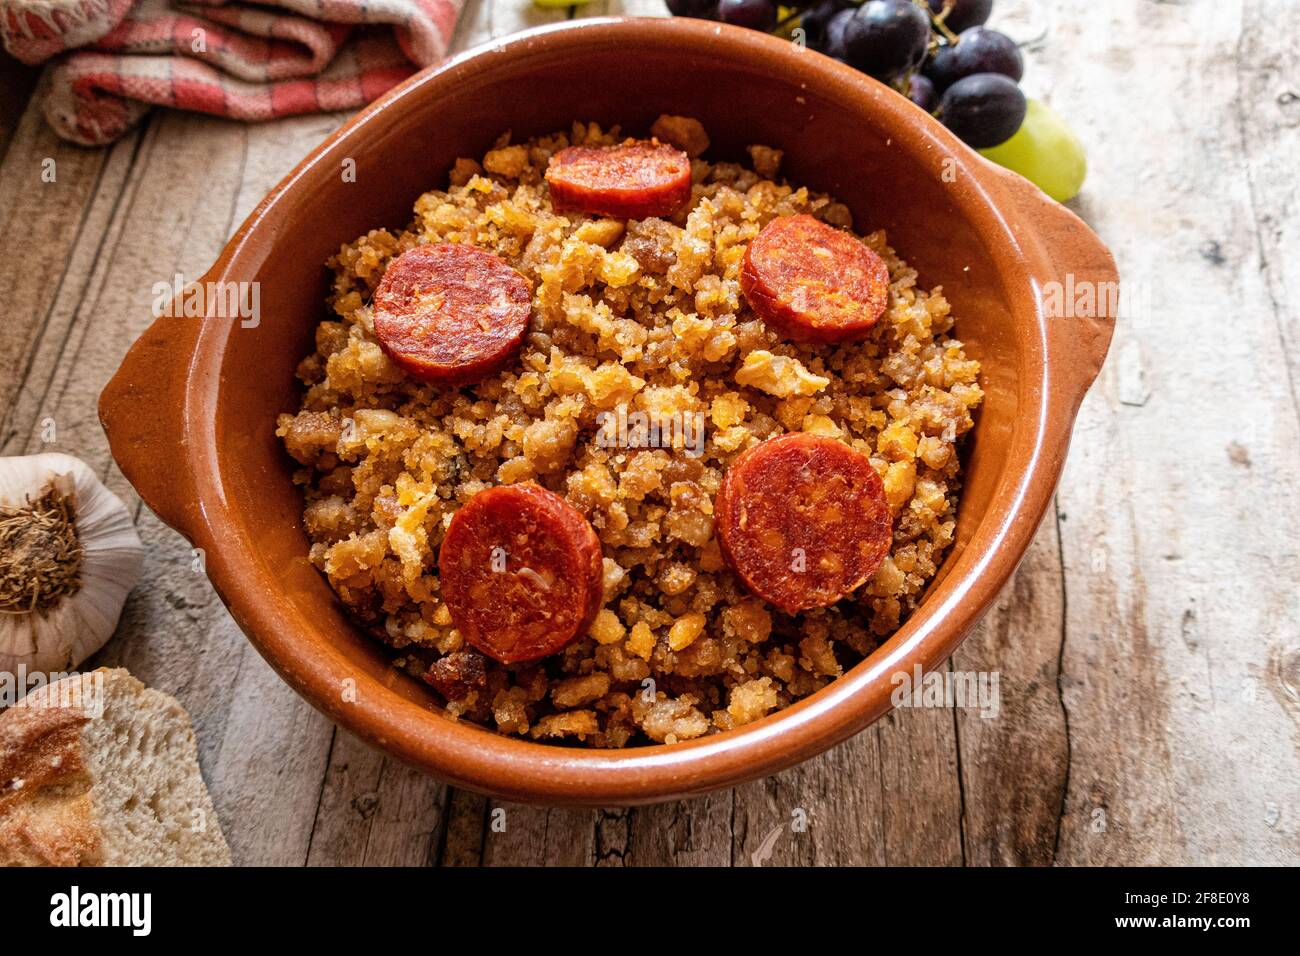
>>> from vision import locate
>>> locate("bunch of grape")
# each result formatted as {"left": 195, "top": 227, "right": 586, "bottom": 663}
{"left": 668, "top": 0, "right": 1023, "bottom": 149}
{"left": 666, "top": 0, "right": 1086, "bottom": 200}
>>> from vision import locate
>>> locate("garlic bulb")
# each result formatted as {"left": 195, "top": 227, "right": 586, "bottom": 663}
{"left": 0, "top": 454, "right": 144, "bottom": 676}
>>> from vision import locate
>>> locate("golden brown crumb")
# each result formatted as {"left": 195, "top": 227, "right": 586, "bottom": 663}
{"left": 726, "top": 677, "right": 779, "bottom": 727}
{"left": 746, "top": 144, "right": 783, "bottom": 179}
{"left": 448, "top": 157, "right": 483, "bottom": 187}
{"left": 651, "top": 115, "right": 711, "bottom": 158}
{"left": 551, "top": 673, "right": 611, "bottom": 708}
{"left": 531, "top": 710, "right": 600, "bottom": 740}
{"left": 633, "top": 693, "right": 710, "bottom": 743}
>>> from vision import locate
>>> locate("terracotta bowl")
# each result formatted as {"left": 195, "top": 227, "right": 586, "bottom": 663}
{"left": 99, "top": 17, "right": 1116, "bottom": 806}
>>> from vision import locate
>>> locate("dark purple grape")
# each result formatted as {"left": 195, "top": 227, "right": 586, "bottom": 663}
{"left": 921, "top": 41, "right": 949, "bottom": 80}
{"left": 936, "top": 72, "right": 1027, "bottom": 147}
{"left": 718, "top": 0, "right": 778, "bottom": 30}
{"left": 823, "top": 8, "right": 855, "bottom": 60}
{"left": 665, "top": 0, "right": 720, "bottom": 19}
{"left": 925, "top": 26, "right": 1023, "bottom": 88}
{"left": 841, "top": 0, "right": 931, "bottom": 82}
{"left": 925, "top": 0, "right": 993, "bottom": 32}
{"left": 800, "top": 0, "right": 852, "bottom": 51}
{"left": 908, "top": 74, "right": 937, "bottom": 111}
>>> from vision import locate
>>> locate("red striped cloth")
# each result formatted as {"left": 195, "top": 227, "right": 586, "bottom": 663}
{"left": 1, "top": 0, "right": 465, "bottom": 145}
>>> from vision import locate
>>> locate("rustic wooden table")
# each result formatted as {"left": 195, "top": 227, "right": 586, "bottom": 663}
{"left": 1, "top": 0, "right": 1296, "bottom": 866}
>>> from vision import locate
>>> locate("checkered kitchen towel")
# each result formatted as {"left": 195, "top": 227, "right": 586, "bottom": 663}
{"left": 1, "top": 0, "right": 465, "bottom": 145}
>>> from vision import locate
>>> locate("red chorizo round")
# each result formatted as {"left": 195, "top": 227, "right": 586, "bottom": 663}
{"left": 372, "top": 243, "right": 532, "bottom": 386}
{"left": 740, "top": 214, "right": 890, "bottom": 343}
{"left": 545, "top": 141, "right": 692, "bottom": 220}
{"left": 438, "top": 484, "right": 604, "bottom": 665}
{"left": 715, "top": 433, "right": 892, "bottom": 613}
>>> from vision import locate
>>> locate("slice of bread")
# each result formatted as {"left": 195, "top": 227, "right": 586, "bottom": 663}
{"left": 0, "top": 668, "right": 231, "bottom": 866}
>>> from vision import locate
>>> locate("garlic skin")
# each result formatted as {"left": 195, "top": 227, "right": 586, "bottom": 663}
{"left": 0, "top": 454, "right": 145, "bottom": 677}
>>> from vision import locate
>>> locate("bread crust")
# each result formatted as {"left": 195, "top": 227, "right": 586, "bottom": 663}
{"left": 0, "top": 672, "right": 102, "bottom": 866}
{"left": 0, "top": 667, "right": 230, "bottom": 867}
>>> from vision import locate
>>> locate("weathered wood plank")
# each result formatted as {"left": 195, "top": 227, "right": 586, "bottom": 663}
{"left": 0, "top": 106, "right": 357, "bottom": 863}
{"left": 952, "top": 518, "right": 1069, "bottom": 866}
{"left": 438, "top": 790, "right": 491, "bottom": 866}
{"left": 481, "top": 804, "right": 598, "bottom": 866}
{"left": 729, "top": 704, "right": 963, "bottom": 866}
{"left": 733, "top": 733, "right": 887, "bottom": 866}
{"left": 1236, "top": 3, "right": 1300, "bottom": 448}
{"left": 620, "top": 793, "right": 734, "bottom": 865}
{"left": 1047, "top": 0, "right": 1300, "bottom": 865}
{"left": 0, "top": 71, "right": 138, "bottom": 452}
{"left": 306, "top": 730, "right": 450, "bottom": 866}
{"left": 1234, "top": 11, "right": 1300, "bottom": 865}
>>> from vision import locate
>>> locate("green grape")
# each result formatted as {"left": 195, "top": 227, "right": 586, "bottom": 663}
{"left": 979, "top": 99, "right": 1087, "bottom": 203}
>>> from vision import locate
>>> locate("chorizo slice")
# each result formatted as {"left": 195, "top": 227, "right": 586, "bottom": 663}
{"left": 715, "top": 433, "right": 891, "bottom": 613}
{"left": 439, "top": 484, "right": 604, "bottom": 665}
{"left": 371, "top": 243, "right": 531, "bottom": 386}
{"left": 545, "top": 140, "right": 692, "bottom": 220}
{"left": 740, "top": 214, "right": 890, "bottom": 343}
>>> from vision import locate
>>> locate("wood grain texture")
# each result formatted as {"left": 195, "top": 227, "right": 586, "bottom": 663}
{"left": 952, "top": 518, "right": 1068, "bottom": 866}
{"left": 0, "top": 0, "right": 1295, "bottom": 867}
{"left": 1042, "top": 0, "right": 1300, "bottom": 866}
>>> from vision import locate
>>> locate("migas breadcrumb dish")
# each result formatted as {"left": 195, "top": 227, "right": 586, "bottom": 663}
{"left": 99, "top": 17, "right": 1115, "bottom": 804}
{"left": 277, "top": 116, "right": 982, "bottom": 748}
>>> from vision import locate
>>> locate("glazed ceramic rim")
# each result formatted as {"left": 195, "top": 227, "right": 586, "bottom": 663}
{"left": 105, "top": 17, "right": 1114, "bottom": 805}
